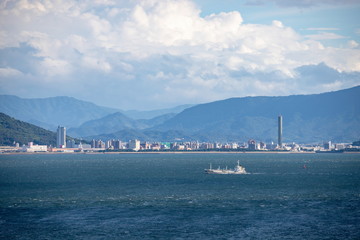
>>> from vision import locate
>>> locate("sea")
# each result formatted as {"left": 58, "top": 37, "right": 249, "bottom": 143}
{"left": 0, "top": 153, "right": 359, "bottom": 239}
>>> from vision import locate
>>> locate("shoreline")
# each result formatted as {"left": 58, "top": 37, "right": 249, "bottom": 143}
{"left": 1, "top": 151, "right": 359, "bottom": 155}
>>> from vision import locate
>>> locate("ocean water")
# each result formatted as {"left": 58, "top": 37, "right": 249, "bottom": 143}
{"left": 0, "top": 153, "right": 359, "bottom": 239}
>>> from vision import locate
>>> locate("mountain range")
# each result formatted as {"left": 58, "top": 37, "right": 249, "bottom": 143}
{"left": 0, "top": 95, "right": 191, "bottom": 130}
{"left": 67, "top": 112, "right": 176, "bottom": 137}
{"left": 0, "top": 95, "right": 118, "bottom": 130}
{"left": 153, "top": 86, "right": 360, "bottom": 143}
{"left": 1, "top": 86, "right": 359, "bottom": 143}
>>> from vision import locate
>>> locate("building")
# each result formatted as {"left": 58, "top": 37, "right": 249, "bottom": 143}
{"left": 324, "top": 141, "right": 332, "bottom": 150}
{"left": 57, "top": 126, "right": 66, "bottom": 148}
{"left": 105, "top": 140, "right": 113, "bottom": 149}
{"left": 278, "top": 115, "right": 283, "bottom": 148}
{"left": 266, "top": 141, "right": 277, "bottom": 150}
{"left": 259, "top": 141, "right": 266, "bottom": 150}
{"left": 112, "top": 140, "right": 122, "bottom": 150}
{"left": 248, "top": 139, "right": 258, "bottom": 150}
{"left": 129, "top": 139, "right": 140, "bottom": 151}
{"left": 91, "top": 139, "right": 96, "bottom": 148}
{"left": 335, "top": 143, "right": 345, "bottom": 150}
{"left": 66, "top": 139, "right": 76, "bottom": 148}
{"left": 22, "top": 142, "right": 47, "bottom": 152}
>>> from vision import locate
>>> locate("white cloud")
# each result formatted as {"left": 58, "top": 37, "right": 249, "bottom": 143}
{"left": 0, "top": 0, "right": 359, "bottom": 109}
{"left": 306, "top": 28, "right": 340, "bottom": 31}
{"left": 0, "top": 67, "right": 23, "bottom": 77}
{"left": 39, "top": 58, "right": 72, "bottom": 77}
{"left": 348, "top": 40, "right": 359, "bottom": 48}
{"left": 246, "top": 0, "right": 360, "bottom": 8}
{"left": 82, "top": 56, "right": 112, "bottom": 73}
{"left": 306, "top": 32, "right": 348, "bottom": 41}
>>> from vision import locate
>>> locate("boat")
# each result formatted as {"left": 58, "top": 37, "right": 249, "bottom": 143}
{"left": 205, "top": 160, "right": 247, "bottom": 174}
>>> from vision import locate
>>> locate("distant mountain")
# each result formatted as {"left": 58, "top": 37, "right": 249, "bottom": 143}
{"left": 3, "top": 86, "right": 359, "bottom": 144}
{"left": 152, "top": 85, "right": 360, "bottom": 143}
{"left": 0, "top": 95, "right": 193, "bottom": 131}
{"left": 0, "top": 95, "right": 119, "bottom": 130}
{"left": 137, "top": 113, "right": 177, "bottom": 127}
{"left": 0, "top": 112, "right": 57, "bottom": 146}
{"left": 88, "top": 85, "right": 360, "bottom": 143}
{"left": 68, "top": 112, "right": 176, "bottom": 138}
{"left": 68, "top": 112, "right": 144, "bottom": 137}
{"left": 122, "top": 104, "right": 194, "bottom": 119}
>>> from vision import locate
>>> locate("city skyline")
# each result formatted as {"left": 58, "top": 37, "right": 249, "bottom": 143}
{"left": 1, "top": 85, "right": 359, "bottom": 145}
{"left": 0, "top": 0, "right": 360, "bottom": 110}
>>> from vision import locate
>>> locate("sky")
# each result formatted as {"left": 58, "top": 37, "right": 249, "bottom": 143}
{"left": 0, "top": 0, "right": 360, "bottom": 110}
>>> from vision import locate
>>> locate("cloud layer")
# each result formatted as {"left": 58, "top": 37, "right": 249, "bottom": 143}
{"left": 246, "top": 0, "right": 360, "bottom": 8}
{"left": 0, "top": 0, "right": 359, "bottom": 109}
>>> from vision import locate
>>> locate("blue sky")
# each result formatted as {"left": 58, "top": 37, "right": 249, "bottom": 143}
{"left": 195, "top": 0, "right": 360, "bottom": 46}
{"left": 0, "top": 0, "right": 359, "bottom": 110}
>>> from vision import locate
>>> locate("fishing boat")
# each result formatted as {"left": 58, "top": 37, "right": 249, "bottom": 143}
{"left": 205, "top": 160, "right": 247, "bottom": 174}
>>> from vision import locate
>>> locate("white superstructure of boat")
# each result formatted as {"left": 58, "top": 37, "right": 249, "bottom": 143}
{"left": 205, "top": 160, "right": 247, "bottom": 174}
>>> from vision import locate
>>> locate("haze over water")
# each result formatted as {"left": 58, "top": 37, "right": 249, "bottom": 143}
{"left": 0, "top": 153, "right": 359, "bottom": 239}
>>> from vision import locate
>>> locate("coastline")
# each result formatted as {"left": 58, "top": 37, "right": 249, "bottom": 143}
{"left": 1, "top": 151, "right": 358, "bottom": 155}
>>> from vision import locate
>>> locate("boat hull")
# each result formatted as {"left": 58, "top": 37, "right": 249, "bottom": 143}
{"left": 204, "top": 169, "right": 247, "bottom": 174}
{"left": 205, "top": 161, "right": 247, "bottom": 174}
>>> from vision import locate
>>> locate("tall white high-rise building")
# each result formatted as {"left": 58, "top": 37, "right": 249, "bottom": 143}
{"left": 278, "top": 115, "right": 283, "bottom": 148}
{"left": 57, "top": 126, "right": 66, "bottom": 148}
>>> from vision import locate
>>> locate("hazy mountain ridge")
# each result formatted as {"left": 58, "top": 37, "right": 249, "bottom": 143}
{"left": 68, "top": 112, "right": 177, "bottom": 138}
{"left": 122, "top": 105, "right": 194, "bottom": 119}
{"left": 84, "top": 86, "right": 360, "bottom": 143}
{"left": 0, "top": 95, "right": 193, "bottom": 131}
{"left": 151, "top": 86, "right": 360, "bottom": 143}
{"left": 1, "top": 86, "right": 359, "bottom": 143}
{"left": 0, "top": 95, "right": 119, "bottom": 130}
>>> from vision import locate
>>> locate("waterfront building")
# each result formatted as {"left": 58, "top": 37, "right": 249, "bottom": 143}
{"left": 99, "top": 140, "right": 105, "bottom": 149}
{"left": 200, "top": 142, "right": 214, "bottom": 149}
{"left": 150, "top": 143, "right": 161, "bottom": 150}
{"left": 105, "top": 140, "right": 113, "bottom": 149}
{"left": 266, "top": 141, "right": 277, "bottom": 150}
{"left": 190, "top": 141, "right": 200, "bottom": 150}
{"left": 231, "top": 143, "right": 239, "bottom": 149}
{"left": 22, "top": 142, "right": 47, "bottom": 152}
{"left": 174, "top": 144, "right": 185, "bottom": 150}
{"left": 324, "top": 141, "right": 332, "bottom": 150}
{"left": 57, "top": 126, "right": 66, "bottom": 148}
{"left": 142, "top": 142, "right": 152, "bottom": 150}
{"left": 161, "top": 143, "right": 170, "bottom": 150}
{"left": 95, "top": 140, "right": 100, "bottom": 148}
{"left": 335, "top": 144, "right": 345, "bottom": 150}
{"left": 129, "top": 139, "right": 140, "bottom": 151}
{"left": 248, "top": 139, "right": 258, "bottom": 150}
{"left": 222, "top": 143, "right": 231, "bottom": 149}
{"left": 259, "top": 141, "right": 266, "bottom": 150}
{"left": 66, "top": 139, "right": 76, "bottom": 148}
{"left": 112, "top": 140, "right": 122, "bottom": 150}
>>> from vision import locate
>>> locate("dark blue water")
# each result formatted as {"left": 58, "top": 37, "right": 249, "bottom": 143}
{"left": 0, "top": 153, "right": 359, "bottom": 239}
